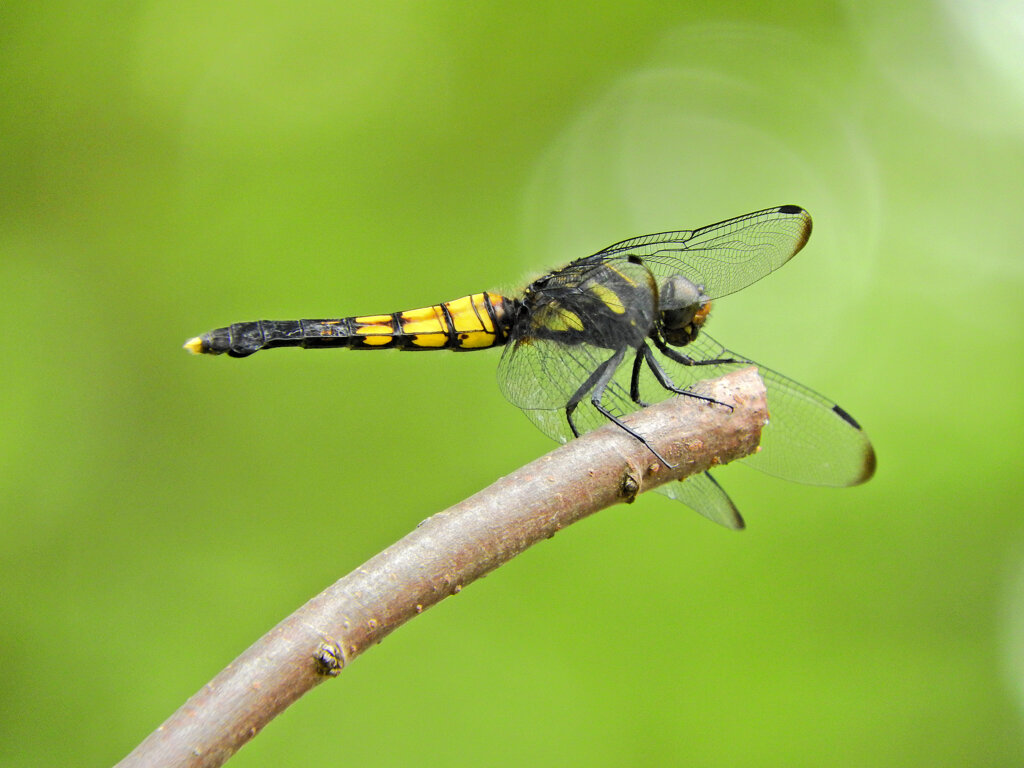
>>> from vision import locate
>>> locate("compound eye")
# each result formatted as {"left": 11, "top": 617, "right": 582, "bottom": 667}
{"left": 659, "top": 275, "right": 703, "bottom": 311}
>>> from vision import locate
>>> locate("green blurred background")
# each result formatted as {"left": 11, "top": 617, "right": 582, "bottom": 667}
{"left": 3, "top": 1, "right": 1023, "bottom": 765}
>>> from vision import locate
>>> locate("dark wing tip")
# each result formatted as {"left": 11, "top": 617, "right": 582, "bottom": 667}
{"left": 857, "top": 443, "right": 878, "bottom": 484}
{"left": 777, "top": 205, "right": 812, "bottom": 255}
{"left": 830, "top": 404, "right": 876, "bottom": 485}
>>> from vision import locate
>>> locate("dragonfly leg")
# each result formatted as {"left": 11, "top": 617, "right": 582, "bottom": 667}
{"left": 564, "top": 350, "right": 623, "bottom": 438}
{"left": 642, "top": 343, "right": 733, "bottom": 412}
{"left": 582, "top": 347, "right": 677, "bottom": 468}
{"left": 629, "top": 347, "right": 651, "bottom": 407}
{"left": 651, "top": 332, "right": 744, "bottom": 368}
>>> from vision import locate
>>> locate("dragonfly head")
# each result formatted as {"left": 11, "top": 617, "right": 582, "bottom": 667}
{"left": 658, "top": 275, "right": 711, "bottom": 346}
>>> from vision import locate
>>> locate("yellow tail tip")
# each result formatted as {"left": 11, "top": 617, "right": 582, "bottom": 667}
{"left": 183, "top": 336, "right": 205, "bottom": 355}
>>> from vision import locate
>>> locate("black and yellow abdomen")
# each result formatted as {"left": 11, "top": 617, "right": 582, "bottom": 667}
{"left": 184, "top": 292, "right": 514, "bottom": 357}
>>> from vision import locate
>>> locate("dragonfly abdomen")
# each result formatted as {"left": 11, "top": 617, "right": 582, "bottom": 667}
{"left": 184, "top": 292, "right": 514, "bottom": 357}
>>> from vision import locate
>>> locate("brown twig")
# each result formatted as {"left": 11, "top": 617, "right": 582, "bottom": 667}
{"left": 116, "top": 367, "right": 767, "bottom": 768}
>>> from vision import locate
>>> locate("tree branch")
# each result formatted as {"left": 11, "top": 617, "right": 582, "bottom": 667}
{"left": 116, "top": 367, "right": 767, "bottom": 768}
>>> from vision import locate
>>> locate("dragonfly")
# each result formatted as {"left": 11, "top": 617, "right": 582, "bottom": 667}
{"left": 185, "top": 205, "right": 875, "bottom": 529}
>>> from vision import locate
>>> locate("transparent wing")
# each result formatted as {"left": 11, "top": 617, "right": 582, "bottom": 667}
{"left": 657, "top": 471, "right": 745, "bottom": 530}
{"left": 591, "top": 205, "right": 811, "bottom": 301}
{"left": 498, "top": 338, "right": 743, "bottom": 529}
{"left": 501, "top": 327, "right": 874, "bottom": 488}
{"left": 497, "top": 258, "right": 658, "bottom": 440}
{"left": 496, "top": 335, "right": 642, "bottom": 444}
{"left": 657, "top": 333, "right": 877, "bottom": 487}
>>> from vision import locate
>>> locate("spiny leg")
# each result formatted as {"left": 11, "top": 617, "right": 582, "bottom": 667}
{"left": 650, "top": 332, "right": 742, "bottom": 368}
{"left": 641, "top": 342, "right": 733, "bottom": 411}
{"left": 567, "top": 347, "right": 676, "bottom": 468}
{"left": 564, "top": 351, "right": 623, "bottom": 438}
{"left": 629, "top": 347, "right": 651, "bottom": 407}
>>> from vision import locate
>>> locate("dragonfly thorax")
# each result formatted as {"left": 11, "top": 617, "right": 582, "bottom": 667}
{"left": 657, "top": 274, "right": 711, "bottom": 347}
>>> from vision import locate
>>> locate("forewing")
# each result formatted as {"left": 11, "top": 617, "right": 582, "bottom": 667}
{"left": 592, "top": 205, "right": 811, "bottom": 300}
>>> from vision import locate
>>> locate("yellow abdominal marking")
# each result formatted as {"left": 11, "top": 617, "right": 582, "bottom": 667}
{"left": 354, "top": 314, "right": 392, "bottom": 326}
{"left": 354, "top": 314, "right": 396, "bottom": 345}
{"left": 457, "top": 330, "right": 497, "bottom": 348}
{"left": 348, "top": 294, "right": 501, "bottom": 349}
{"left": 447, "top": 294, "right": 498, "bottom": 348}
{"left": 358, "top": 333, "right": 393, "bottom": 346}
{"left": 410, "top": 334, "right": 448, "bottom": 347}
{"left": 399, "top": 305, "right": 448, "bottom": 347}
